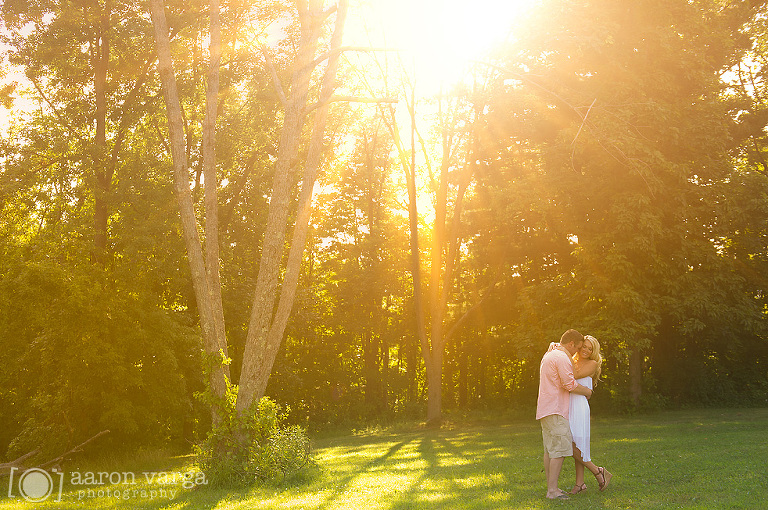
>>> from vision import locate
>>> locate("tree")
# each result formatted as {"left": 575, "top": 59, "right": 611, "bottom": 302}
{"left": 364, "top": 54, "right": 494, "bottom": 423}
{"left": 235, "top": 0, "right": 352, "bottom": 416}
{"left": 149, "top": 0, "right": 230, "bottom": 418}
{"left": 2, "top": 0, "right": 155, "bottom": 262}
{"left": 149, "top": 0, "right": 354, "bottom": 422}
{"left": 311, "top": 117, "right": 410, "bottom": 417}
{"left": 0, "top": 0, "right": 202, "bottom": 456}
{"left": 478, "top": 0, "right": 767, "bottom": 406}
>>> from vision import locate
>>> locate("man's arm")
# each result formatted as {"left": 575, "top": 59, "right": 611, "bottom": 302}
{"left": 570, "top": 384, "right": 592, "bottom": 399}
{"left": 555, "top": 352, "right": 582, "bottom": 393}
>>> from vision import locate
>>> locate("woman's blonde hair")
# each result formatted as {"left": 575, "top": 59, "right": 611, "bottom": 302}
{"left": 583, "top": 335, "right": 603, "bottom": 384}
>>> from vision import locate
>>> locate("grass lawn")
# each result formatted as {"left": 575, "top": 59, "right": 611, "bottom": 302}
{"left": 1, "top": 407, "right": 767, "bottom": 509}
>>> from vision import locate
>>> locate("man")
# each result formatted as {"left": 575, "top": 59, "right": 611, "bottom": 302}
{"left": 536, "top": 329, "right": 593, "bottom": 500}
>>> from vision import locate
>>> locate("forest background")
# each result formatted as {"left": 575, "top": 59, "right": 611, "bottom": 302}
{"left": 2, "top": 0, "right": 768, "bottom": 461}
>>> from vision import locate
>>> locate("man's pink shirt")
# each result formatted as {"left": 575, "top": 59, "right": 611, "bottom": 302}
{"left": 536, "top": 343, "right": 579, "bottom": 420}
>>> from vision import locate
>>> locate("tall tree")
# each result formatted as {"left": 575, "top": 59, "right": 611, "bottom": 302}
{"left": 149, "top": 0, "right": 230, "bottom": 415}
{"left": 2, "top": 0, "right": 154, "bottom": 262}
{"left": 235, "top": 0, "right": 351, "bottom": 415}
{"left": 149, "top": 0, "right": 354, "bottom": 419}
{"left": 480, "top": 0, "right": 767, "bottom": 405}
{"left": 0, "top": 1, "right": 203, "bottom": 455}
{"left": 314, "top": 118, "right": 409, "bottom": 415}
{"left": 369, "top": 60, "right": 491, "bottom": 423}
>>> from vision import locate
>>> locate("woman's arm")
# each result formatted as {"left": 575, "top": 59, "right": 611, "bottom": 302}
{"left": 570, "top": 383, "right": 593, "bottom": 399}
{"left": 574, "top": 359, "right": 598, "bottom": 379}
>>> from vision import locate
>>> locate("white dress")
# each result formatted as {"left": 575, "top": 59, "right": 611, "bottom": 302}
{"left": 569, "top": 376, "right": 592, "bottom": 462}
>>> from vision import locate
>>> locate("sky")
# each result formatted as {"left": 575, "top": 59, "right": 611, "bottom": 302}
{"left": 345, "top": 0, "right": 536, "bottom": 93}
{"left": 0, "top": 0, "right": 537, "bottom": 134}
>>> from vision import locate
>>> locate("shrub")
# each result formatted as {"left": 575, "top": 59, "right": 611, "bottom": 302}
{"left": 194, "top": 368, "right": 312, "bottom": 488}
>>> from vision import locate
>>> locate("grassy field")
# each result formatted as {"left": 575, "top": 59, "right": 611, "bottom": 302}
{"left": 1, "top": 407, "right": 767, "bottom": 509}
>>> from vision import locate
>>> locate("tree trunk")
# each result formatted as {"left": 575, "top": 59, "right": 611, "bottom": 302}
{"left": 363, "top": 332, "right": 381, "bottom": 412}
{"left": 478, "top": 340, "right": 486, "bottom": 403}
{"left": 149, "top": 0, "right": 229, "bottom": 412}
{"left": 381, "top": 335, "right": 389, "bottom": 411}
{"left": 93, "top": 2, "right": 110, "bottom": 263}
{"left": 458, "top": 338, "right": 468, "bottom": 408}
{"left": 202, "top": 0, "right": 228, "bottom": 359}
{"left": 629, "top": 345, "right": 643, "bottom": 406}
{"left": 478, "top": 328, "right": 489, "bottom": 403}
{"left": 425, "top": 348, "right": 442, "bottom": 426}
{"left": 406, "top": 335, "right": 418, "bottom": 403}
{"left": 236, "top": 0, "right": 349, "bottom": 415}
{"left": 402, "top": 83, "right": 433, "bottom": 421}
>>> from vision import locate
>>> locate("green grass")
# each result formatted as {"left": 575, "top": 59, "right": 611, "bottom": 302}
{"left": 2, "top": 408, "right": 767, "bottom": 509}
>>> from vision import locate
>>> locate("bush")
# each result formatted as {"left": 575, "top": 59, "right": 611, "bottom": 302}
{"left": 0, "top": 259, "right": 201, "bottom": 460}
{"left": 195, "top": 373, "right": 313, "bottom": 488}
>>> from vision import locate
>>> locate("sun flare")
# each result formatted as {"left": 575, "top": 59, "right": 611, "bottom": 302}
{"left": 348, "top": 0, "right": 535, "bottom": 91}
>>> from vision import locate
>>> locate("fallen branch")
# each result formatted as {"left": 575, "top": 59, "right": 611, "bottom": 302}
{"left": 0, "top": 449, "right": 41, "bottom": 476}
{"left": 0, "top": 430, "right": 110, "bottom": 477}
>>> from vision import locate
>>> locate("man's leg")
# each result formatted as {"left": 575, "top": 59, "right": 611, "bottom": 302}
{"left": 540, "top": 415, "right": 572, "bottom": 499}
{"left": 546, "top": 455, "right": 565, "bottom": 499}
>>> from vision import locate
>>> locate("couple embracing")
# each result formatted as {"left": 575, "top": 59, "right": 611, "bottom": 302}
{"left": 536, "top": 329, "right": 613, "bottom": 501}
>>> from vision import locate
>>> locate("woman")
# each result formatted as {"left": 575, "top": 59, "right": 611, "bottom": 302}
{"left": 568, "top": 335, "right": 612, "bottom": 494}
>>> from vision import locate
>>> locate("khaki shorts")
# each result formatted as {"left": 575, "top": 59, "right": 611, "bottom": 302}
{"left": 540, "top": 414, "right": 573, "bottom": 458}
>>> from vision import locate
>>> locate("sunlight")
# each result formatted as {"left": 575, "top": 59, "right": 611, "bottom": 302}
{"left": 350, "top": 0, "right": 536, "bottom": 92}
{"left": 343, "top": 0, "right": 537, "bottom": 224}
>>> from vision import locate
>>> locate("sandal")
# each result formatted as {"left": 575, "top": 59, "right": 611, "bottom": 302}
{"left": 570, "top": 483, "right": 587, "bottom": 494}
{"left": 596, "top": 467, "right": 613, "bottom": 491}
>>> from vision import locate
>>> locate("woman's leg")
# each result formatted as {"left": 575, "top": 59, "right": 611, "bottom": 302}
{"left": 573, "top": 443, "right": 585, "bottom": 484}
{"left": 572, "top": 444, "right": 598, "bottom": 475}
{"left": 571, "top": 444, "right": 587, "bottom": 492}
{"left": 573, "top": 444, "right": 612, "bottom": 491}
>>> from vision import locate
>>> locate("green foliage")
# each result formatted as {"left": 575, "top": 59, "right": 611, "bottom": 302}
{"left": 194, "top": 374, "right": 313, "bottom": 488}
{"left": 467, "top": 0, "right": 768, "bottom": 410}
{"left": 0, "top": 254, "right": 202, "bottom": 460}
{"left": 265, "top": 119, "right": 416, "bottom": 427}
{"left": 2, "top": 0, "right": 768, "bottom": 454}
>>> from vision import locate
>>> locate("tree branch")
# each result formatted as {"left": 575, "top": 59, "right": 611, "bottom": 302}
{"left": 109, "top": 57, "right": 155, "bottom": 182}
{"left": 304, "top": 95, "right": 398, "bottom": 113}
{"left": 0, "top": 449, "right": 40, "bottom": 476}
{"left": 260, "top": 45, "right": 288, "bottom": 108}
{"left": 480, "top": 61, "right": 656, "bottom": 193}
{"left": 444, "top": 280, "right": 498, "bottom": 344}
{"left": 28, "top": 77, "right": 79, "bottom": 139}
{"left": 38, "top": 430, "right": 110, "bottom": 470}
{"left": 571, "top": 97, "right": 597, "bottom": 170}
{"left": 307, "top": 46, "right": 401, "bottom": 71}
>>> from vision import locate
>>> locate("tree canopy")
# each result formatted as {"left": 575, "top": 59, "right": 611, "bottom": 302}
{"left": 1, "top": 0, "right": 767, "bottom": 458}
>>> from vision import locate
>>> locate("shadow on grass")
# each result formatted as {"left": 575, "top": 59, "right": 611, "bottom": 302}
{"left": 384, "top": 429, "right": 539, "bottom": 510}
{"left": 314, "top": 440, "right": 407, "bottom": 510}
{"left": 6, "top": 408, "right": 765, "bottom": 509}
